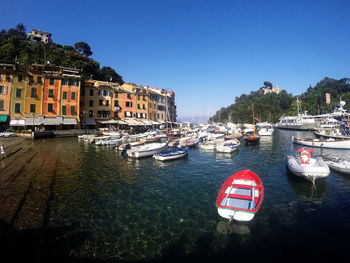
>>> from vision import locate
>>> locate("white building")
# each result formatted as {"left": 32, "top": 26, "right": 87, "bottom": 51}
{"left": 28, "top": 29, "right": 52, "bottom": 44}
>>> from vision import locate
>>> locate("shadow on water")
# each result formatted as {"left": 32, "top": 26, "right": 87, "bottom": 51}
{"left": 286, "top": 166, "right": 327, "bottom": 204}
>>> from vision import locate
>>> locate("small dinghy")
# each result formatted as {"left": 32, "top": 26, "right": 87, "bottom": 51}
{"left": 153, "top": 147, "right": 189, "bottom": 161}
{"left": 216, "top": 170, "right": 264, "bottom": 222}
{"left": 286, "top": 149, "right": 330, "bottom": 183}
{"left": 325, "top": 156, "right": 350, "bottom": 174}
{"left": 200, "top": 141, "right": 217, "bottom": 151}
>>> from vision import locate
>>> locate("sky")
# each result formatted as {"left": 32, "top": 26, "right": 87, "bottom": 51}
{"left": 1, "top": 0, "right": 350, "bottom": 121}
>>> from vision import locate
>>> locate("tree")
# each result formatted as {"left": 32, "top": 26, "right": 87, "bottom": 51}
{"left": 263, "top": 81, "right": 273, "bottom": 89}
{"left": 74, "top": 41, "right": 93, "bottom": 57}
{"left": 99, "top": 66, "right": 124, "bottom": 83}
{"left": 15, "top": 23, "right": 26, "bottom": 37}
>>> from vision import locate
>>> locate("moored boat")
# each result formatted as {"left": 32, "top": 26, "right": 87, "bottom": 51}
{"left": 216, "top": 139, "right": 240, "bottom": 153}
{"left": 153, "top": 147, "right": 189, "bottom": 161}
{"left": 325, "top": 156, "right": 350, "bottom": 174}
{"left": 127, "top": 142, "right": 167, "bottom": 158}
{"left": 286, "top": 149, "right": 330, "bottom": 182}
{"left": 216, "top": 169, "right": 264, "bottom": 222}
{"left": 292, "top": 136, "right": 350, "bottom": 149}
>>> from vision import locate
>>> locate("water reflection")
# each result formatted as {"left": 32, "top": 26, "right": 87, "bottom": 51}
{"left": 216, "top": 221, "right": 250, "bottom": 235}
{"left": 286, "top": 169, "right": 327, "bottom": 204}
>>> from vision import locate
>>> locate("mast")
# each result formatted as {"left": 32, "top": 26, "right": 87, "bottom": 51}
{"left": 252, "top": 103, "right": 256, "bottom": 135}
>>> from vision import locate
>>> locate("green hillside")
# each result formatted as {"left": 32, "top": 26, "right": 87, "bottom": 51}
{"left": 210, "top": 78, "right": 350, "bottom": 123}
{"left": 0, "top": 23, "right": 123, "bottom": 83}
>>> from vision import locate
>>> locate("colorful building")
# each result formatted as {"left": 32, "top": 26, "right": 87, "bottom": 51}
{"left": 0, "top": 63, "right": 14, "bottom": 131}
{"left": 9, "top": 64, "right": 27, "bottom": 128}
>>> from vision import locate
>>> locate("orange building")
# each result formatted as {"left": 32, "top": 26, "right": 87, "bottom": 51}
{"left": 0, "top": 63, "right": 13, "bottom": 130}
{"left": 43, "top": 65, "right": 61, "bottom": 118}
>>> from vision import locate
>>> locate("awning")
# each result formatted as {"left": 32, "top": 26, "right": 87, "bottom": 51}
{"left": 10, "top": 119, "right": 25, "bottom": 126}
{"left": 0, "top": 115, "right": 8, "bottom": 122}
{"left": 43, "top": 117, "right": 63, "bottom": 125}
{"left": 85, "top": 119, "right": 96, "bottom": 125}
{"left": 63, "top": 117, "right": 77, "bottom": 125}
{"left": 25, "top": 116, "right": 44, "bottom": 125}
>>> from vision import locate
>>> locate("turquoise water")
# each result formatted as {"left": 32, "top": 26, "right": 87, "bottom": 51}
{"left": 45, "top": 129, "right": 350, "bottom": 262}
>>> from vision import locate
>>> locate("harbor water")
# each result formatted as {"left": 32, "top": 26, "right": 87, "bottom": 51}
{"left": 1, "top": 129, "right": 349, "bottom": 262}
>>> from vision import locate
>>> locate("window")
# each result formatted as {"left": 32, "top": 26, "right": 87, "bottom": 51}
{"left": 90, "top": 89, "right": 94, "bottom": 96}
{"left": 89, "top": 110, "right": 93, "bottom": 117}
{"left": 62, "top": 105, "right": 67, "bottom": 115}
{"left": 97, "top": 110, "right": 102, "bottom": 117}
{"left": 143, "top": 95, "right": 146, "bottom": 101}
{"left": 62, "top": 79, "right": 67, "bottom": 85}
{"left": 71, "top": 106, "right": 76, "bottom": 115}
{"left": 15, "top": 103, "right": 20, "bottom": 113}
{"left": 18, "top": 75, "right": 22, "bottom": 82}
{"left": 48, "top": 89, "right": 54, "bottom": 98}
{"left": 137, "top": 104, "right": 140, "bottom": 109}
{"left": 114, "top": 100, "right": 119, "bottom": 107}
{"left": 6, "top": 75, "right": 10, "bottom": 82}
{"left": 99, "top": 100, "right": 103, "bottom": 106}
{"left": 98, "top": 90, "right": 101, "bottom": 96}
{"left": 138, "top": 95, "right": 140, "bottom": 100}
{"left": 37, "top": 76, "right": 42, "bottom": 84}
{"left": 30, "top": 104, "right": 36, "bottom": 113}
{"left": 48, "top": 103, "right": 53, "bottom": 112}
{"left": 71, "top": 92, "right": 76, "bottom": 100}
{"left": 126, "top": 102, "right": 132, "bottom": 107}
{"left": 142, "top": 104, "right": 146, "bottom": 110}
{"left": 0, "top": 100, "right": 4, "bottom": 110}
{"left": 103, "top": 90, "right": 107, "bottom": 96}
{"left": 127, "top": 94, "right": 131, "bottom": 99}
{"left": 29, "top": 75, "right": 33, "bottom": 83}
{"left": 105, "top": 100, "right": 109, "bottom": 106}
{"left": 16, "top": 88, "right": 22, "bottom": 98}
{"left": 31, "top": 88, "right": 37, "bottom": 98}
{"left": 49, "top": 78, "right": 54, "bottom": 85}
{"left": 63, "top": 91, "right": 67, "bottom": 100}
{"left": 89, "top": 100, "right": 93, "bottom": 107}
{"left": 0, "top": 86, "right": 8, "bottom": 94}
{"left": 114, "top": 92, "right": 118, "bottom": 98}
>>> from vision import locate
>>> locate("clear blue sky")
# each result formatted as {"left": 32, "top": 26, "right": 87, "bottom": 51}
{"left": 1, "top": 0, "right": 350, "bottom": 120}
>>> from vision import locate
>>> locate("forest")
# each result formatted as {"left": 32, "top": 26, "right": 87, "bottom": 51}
{"left": 210, "top": 78, "right": 350, "bottom": 123}
{"left": 0, "top": 23, "right": 124, "bottom": 83}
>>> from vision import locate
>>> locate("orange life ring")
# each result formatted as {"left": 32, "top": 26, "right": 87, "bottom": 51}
{"left": 300, "top": 150, "right": 311, "bottom": 164}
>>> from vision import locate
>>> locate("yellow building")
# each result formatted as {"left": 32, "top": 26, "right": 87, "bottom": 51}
{"left": 121, "top": 83, "right": 148, "bottom": 120}
{"left": 25, "top": 64, "right": 44, "bottom": 122}
{"left": 0, "top": 63, "right": 14, "bottom": 130}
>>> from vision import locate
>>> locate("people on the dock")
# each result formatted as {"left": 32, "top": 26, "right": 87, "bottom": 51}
{"left": 1, "top": 144, "right": 6, "bottom": 158}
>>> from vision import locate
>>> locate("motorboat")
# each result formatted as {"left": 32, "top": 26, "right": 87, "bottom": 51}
{"left": 127, "top": 142, "right": 167, "bottom": 158}
{"left": 256, "top": 122, "right": 274, "bottom": 136}
{"left": 153, "top": 147, "right": 189, "bottom": 161}
{"left": 200, "top": 141, "right": 217, "bottom": 151}
{"left": 286, "top": 149, "right": 330, "bottom": 182}
{"left": 178, "top": 138, "right": 199, "bottom": 148}
{"left": 325, "top": 156, "right": 350, "bottom": 174}
{"left": 216, "top": 169, "right": 264, "bottom": 222}
{"left": 292, "top": 136, "right": 350, "bottom": 149}
{"left": 216, "top": 139, "right": 240, "bottom": 153}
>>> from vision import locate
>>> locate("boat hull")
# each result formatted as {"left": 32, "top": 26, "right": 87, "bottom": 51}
{"left": 216, "top": 170, "right": 264, "bottom": 222}
{"left": 153, "top": 147, "right": 188, "bottom": 161}
{"left": 286, "top": 155, "right": 330, "bottom": 181}
{"left": 292, "top": 136, "right": 350, "bottom": 149}
{"left": 127, "top": 143, "right": 167, "bottom": 158}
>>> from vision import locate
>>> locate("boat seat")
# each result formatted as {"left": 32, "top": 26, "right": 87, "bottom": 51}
{"left": 227, "top": 194, "right": 252, "bottom": 200}
{"left": 232, "top": 184, "right": 253, "bottom": 189}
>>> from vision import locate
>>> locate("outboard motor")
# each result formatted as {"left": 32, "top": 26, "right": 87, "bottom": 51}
{"left": 121, "top": 144, "right": 131, "bottom": 156}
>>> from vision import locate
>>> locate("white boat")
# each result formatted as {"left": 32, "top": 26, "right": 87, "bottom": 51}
{"left": 200, "top": 141, "right": 217, "bottom": 151}
{"left": 286, "top": 149, "right": 330, "bottom": 182}
{"left": 153, "top": 147, "right": 188, "bottom": 161}
{"left": 127, "top": 142, "right": 167, "bottom": 158}
{"left": 325, "top": 156, "right": 350, "bottom": 174}
{"left": 292, "top": 136, "right": 350, "bottom": 149}
{"left": 216, "top": 139, "right": 240, "bottom": 153}
{"left": 256, "top": 122, "right": 274, "bottom": 136}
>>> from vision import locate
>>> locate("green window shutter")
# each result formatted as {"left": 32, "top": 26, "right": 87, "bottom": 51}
{"left": 62, "top": 105, "right": 67, "bottom": 115}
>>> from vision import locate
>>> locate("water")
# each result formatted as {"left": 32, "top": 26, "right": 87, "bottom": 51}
{"left": 4, "top": 129, "right": 350, "bottom": 262}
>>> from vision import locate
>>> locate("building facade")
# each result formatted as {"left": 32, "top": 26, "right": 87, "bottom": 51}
{"left": 28, "top": 29, "right": 52, "bottom": 44}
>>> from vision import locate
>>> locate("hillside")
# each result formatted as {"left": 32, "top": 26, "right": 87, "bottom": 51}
{"left": 0, "top": 23, "right": 123, "bottom": 83}
{"left": 210, "top": 78, "right": 350, "bottom": 123}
